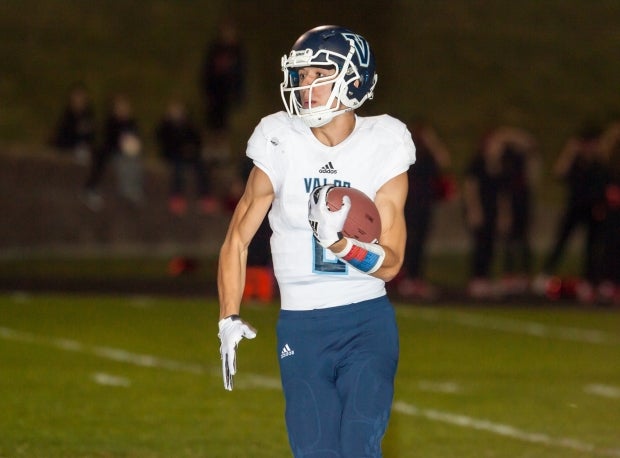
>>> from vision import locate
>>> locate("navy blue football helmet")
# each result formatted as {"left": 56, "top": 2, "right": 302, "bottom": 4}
{"left": 280, "top": 25, "right": 378, "bottom": 127}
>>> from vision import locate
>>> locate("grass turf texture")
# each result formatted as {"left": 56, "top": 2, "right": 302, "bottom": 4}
{"left": 1, "top": 293, "right": 619, "bottom": 457}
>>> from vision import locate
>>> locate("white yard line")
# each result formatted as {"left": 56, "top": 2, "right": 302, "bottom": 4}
{"left": 243, "top": 373, "right": 283, "bottom": 390}
{"left": 0, "top": 325, "right": 269, "bottom": 389}
{"left": 393, "top": 401, "right": 620, "bottom": 457}
{"left": 0, "top": 326, "right": 205, "bottom": 374}
{"left": 92, "top": 372, "right": 131, "bottom": 387}
{"left": 401, "top": 308, "right": 620, "bottom": 345}
{"left": 584, "top": 384, "right": 620, "bottom": 400}
{"left": 417, "top": 380, "right": 462, "bottom": 394}
{"left": 2, "top": 325, "right": 619, "bottom": 455}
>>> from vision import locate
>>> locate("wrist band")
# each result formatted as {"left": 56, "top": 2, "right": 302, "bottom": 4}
{"left": 334, "top": 238, "right": 385, "bottom": 274}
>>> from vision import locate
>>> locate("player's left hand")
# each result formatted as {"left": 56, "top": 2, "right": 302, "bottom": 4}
{"left": 218, "top": 315, "right": 257, "bottom": 391}
{"left": 308, "top": 185, "right": 351, "bottom": 248}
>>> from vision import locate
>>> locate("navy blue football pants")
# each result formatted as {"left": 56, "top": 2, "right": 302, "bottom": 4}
{"left": 276, "top": 295, "right": 399, "bottom": 458}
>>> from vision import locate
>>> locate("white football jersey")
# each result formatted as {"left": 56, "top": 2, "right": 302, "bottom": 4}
{"left": 247, "top": 111, "right": 416, "bottom": 311}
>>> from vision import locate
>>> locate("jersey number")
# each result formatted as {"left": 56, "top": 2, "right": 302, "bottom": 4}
{"left": 312, "top": 237, "right": 347, "bottom": 274}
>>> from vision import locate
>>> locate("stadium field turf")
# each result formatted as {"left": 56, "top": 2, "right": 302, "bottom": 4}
{"left": 1, "top": 293, "right": 618, "bottom": 457}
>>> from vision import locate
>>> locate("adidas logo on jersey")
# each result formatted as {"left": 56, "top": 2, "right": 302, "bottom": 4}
{"left": 280, "top": 343, "right": 295, "bottom": 359}
{"left": 319, "top": 162, "right": 337, "bottom": 174}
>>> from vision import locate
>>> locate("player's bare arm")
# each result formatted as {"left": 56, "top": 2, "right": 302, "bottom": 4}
{"left": 369, "top": 172, "right": 409, "bottom": 281}
{"left": 218, "top": 167, "right": 274, "bottom": 319}
{"left": 328, "top": 172, "right": 408, "bottom": 282}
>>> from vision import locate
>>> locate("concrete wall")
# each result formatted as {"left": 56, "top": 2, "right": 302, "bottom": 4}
{"left": 0, "top": 150, "right": 577, "bottom": 259}
{"left": 0, "top": 150, "right": 231, "bottom": 258}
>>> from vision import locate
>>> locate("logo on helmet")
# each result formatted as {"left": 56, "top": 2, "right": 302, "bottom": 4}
{"left": 341, "top": 33, "right": 371, "bottom": 68}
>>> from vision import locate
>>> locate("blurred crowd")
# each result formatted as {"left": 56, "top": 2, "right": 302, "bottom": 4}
{"left": 395, "top": 118, "right": 620, "bottom": 306}
{"left": 50, "top": 18, "right": 245, "bottom": 216}
{"left": 47, "top": 19, "right": 619, "bottom": 306}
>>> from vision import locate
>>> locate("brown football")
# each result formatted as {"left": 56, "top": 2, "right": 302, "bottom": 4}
{"left": 326, "top": 186, "right": 381, "bottom": 243}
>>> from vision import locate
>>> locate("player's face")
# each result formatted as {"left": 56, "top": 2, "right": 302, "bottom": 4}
{"left": 297, "top": 66, "right": 338, "bottom": 109}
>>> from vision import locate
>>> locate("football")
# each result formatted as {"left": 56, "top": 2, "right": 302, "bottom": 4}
{"left": 326, "top": 186, "right": 381, "bottom": 243}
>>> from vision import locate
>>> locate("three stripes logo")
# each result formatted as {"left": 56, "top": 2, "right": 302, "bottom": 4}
{"left": 319, "top": 161, "right": 337, "bottom": 174}
{"left": 280, "top": 343, "right": 295, "bottom": 359}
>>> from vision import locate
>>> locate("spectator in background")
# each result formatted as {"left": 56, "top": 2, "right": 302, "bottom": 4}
{"left": 82, "top": 94, "right": 144, "bottom": 210}
{"left": 200, "top": 18, "right": 246, "bottom": 144}
{"left": 398, "top": 119, "right": 454, "bottom": 301}
{"left": 155, "top": 100, "right": 218, "bottom": 215}
{"left": 463, "top": 130, "right": 506, "bottom": 299}
{"left": 494, "top": 126, "right": 539, "bottom": 297}
{"left": 598, "top": 118, "right": 620, "bottom": 304}
{"left": 533, "top": 123, "right": 608, "bottom": 302}
{"left": 50, "top": 82, "right": 96, "bottom": 165}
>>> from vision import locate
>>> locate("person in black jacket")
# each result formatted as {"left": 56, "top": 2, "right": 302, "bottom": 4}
{"left": 463, "top": 131, "right": 506, "bottom": 299}
{"left": 156, "top": 100, "right": 216, "bottom": 215}
{"left": 598, "top": 118, "right": 620, "bottom": 304}
{"left": 534, "top": 124, "right": 608, "bottom": 302}
{"left": 50, "top": 82, "right": 96, "bottom": 164}
{"left": 494, "top": 127, "right": 539, "bottom": 296}
{"left": 82, "top": 94, "right": 143, "bottom": 210}
{"left": 200, "top": 18, "right": 246, "bottom": 139}
{"left": 398, "top": 120, "right": 453, "bottom": 300}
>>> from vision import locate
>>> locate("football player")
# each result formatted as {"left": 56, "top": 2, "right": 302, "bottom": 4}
{"left": 217, "top": 25, "right": 416, "bottom": 456}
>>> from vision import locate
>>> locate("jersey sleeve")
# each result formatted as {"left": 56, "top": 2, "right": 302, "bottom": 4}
{"left": 246, "top": 113, "right": 295, "bottom": 194}
{"left": 373, "top": 117, "right": 417, "bottom": 189}
{"left": 246, "top": 116, "right": 281, "bottom": 193}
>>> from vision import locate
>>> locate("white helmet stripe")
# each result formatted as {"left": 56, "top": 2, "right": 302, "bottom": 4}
{"left": 341, "top": 32, "right": 371, "bottom": 68}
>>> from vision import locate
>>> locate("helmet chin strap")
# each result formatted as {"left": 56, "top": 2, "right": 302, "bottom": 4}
{"left": 299, "top": 105, "right": 351, "bottom": 128}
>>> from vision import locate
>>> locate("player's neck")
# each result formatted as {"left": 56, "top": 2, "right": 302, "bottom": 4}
{"left": 311, "top": 111, "right": 356, "bottom": 147}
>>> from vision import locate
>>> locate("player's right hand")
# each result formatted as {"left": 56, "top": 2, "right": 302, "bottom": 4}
{"left": 218, "top": 315, "right": 257, "bottom": 391}
{"left": 308, "top": 185, "right": 351, "bottom": 248}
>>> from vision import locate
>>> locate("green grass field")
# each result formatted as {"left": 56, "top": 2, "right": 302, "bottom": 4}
{"left": 1, "top": 293, "right": 618, "bottom": 457}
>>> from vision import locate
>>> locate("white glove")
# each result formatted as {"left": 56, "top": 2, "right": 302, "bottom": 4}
{"left": 308, "top": 185, "right": 351, "bottom": 248}
{"left": 218, "top": 315, "right": 257, "bottom": 391}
